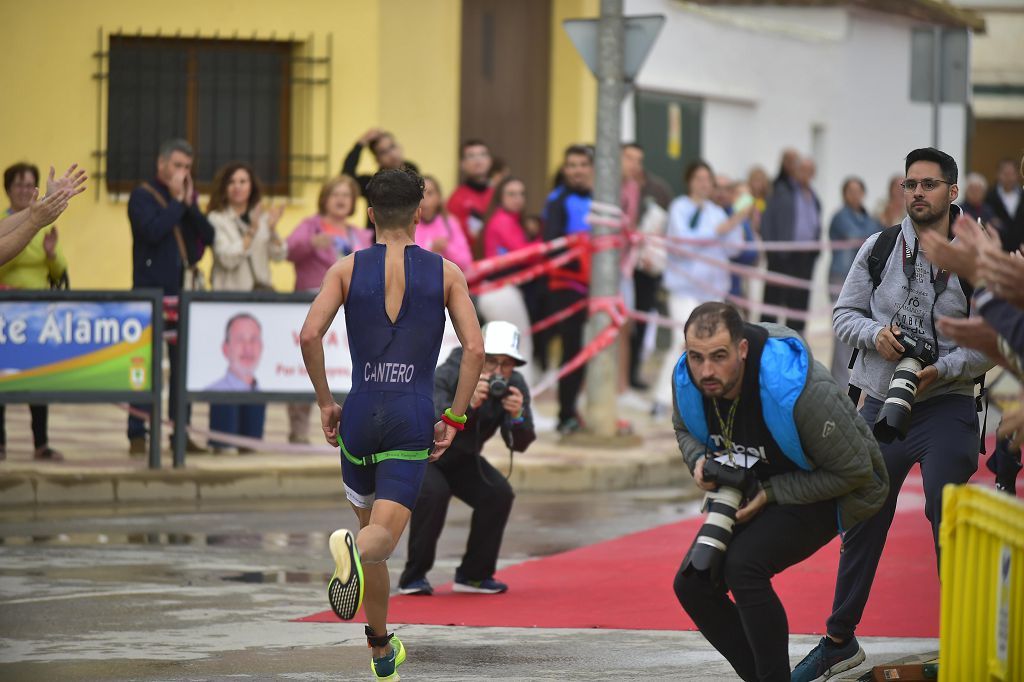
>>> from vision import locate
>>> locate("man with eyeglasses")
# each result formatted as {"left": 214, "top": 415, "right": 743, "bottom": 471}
{"left": 398, "top": 320, "right": 536, "bottom": 596}
{"left": 792, "top": 147, "right": 993, "bottom": 681}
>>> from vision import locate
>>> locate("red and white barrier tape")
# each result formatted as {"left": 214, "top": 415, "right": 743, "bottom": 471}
{"left": 529, "top": 297, "right": 589, "bottom": 334}
{"left": 470, "top": 246, "right": 587, "bottom": 296}
{"left": 532, "top": 320, "right": 625, "bottom": 397}
{"left": 464, "top": 233, "right": 586, "bottom": 283}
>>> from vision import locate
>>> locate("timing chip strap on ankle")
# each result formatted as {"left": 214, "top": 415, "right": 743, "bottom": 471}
{"left": 365, "top": 626, "right": 394, "bottom": 648}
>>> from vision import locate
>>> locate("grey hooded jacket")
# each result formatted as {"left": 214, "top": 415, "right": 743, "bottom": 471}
{"left": 672, "top": 323, "right": 889, "bottom": 530}
{"left": 833, "top": 206, "right": 993, "bottom": 402}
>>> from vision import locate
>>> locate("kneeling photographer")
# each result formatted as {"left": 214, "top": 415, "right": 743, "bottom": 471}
{"left": 399, "top": 321, "right": 535, "bottom": 596}
{"left": 792, "top": 148, "right": 995, "bottom": 682}
{"left": 672, "top": 303, "right": 887, "bottom": 682}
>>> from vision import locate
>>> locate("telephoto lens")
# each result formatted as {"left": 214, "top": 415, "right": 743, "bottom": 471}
{"left": 680, "top": 460, "right": 759, "bottom": 585}
{"left": 873, "top": 356, "right": 923, "bottom": 442}
{"left": 488, "top": 375, "right": 509, "bottom": 399}
{"left": 873, "top": 331, "right": 936, "bottom": 443}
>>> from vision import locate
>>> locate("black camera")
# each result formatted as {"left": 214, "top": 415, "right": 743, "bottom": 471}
{"left": 681, "top": 459, "right": 760, "bottom": 585}
{"left": 488, "top": 374, "right": 509, "bottom": 400}
{"left": 873, "top": 332, "right": 937, "bottom": 443}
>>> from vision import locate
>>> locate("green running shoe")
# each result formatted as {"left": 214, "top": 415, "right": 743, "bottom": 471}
{"left": 370, "top": 635, "right": 406, "bottom": 681}
{"left": 327, "top": 529, "right": 363, "bottom": 620}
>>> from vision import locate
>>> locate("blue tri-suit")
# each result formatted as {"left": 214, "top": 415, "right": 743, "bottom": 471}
{"left": 338, "top": 243, "right": 445, "bottom": 510}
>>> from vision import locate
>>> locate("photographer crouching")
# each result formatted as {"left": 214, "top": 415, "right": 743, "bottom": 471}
{"left": 398, "top": 321, "right": 535, "bottom": 595}
{"left": 671, "top": 303, "right": 887, "bottom": 682}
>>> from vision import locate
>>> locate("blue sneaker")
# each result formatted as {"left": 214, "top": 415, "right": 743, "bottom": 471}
{"left": 370, "top": 635, "right": 406, "bottom": 681}
{"left": 452, "top": 574, "right": 508, "bottom": 594}
{"left": 791, "top": 636, "right": 866, "bottom": 682}
{"left": 398, "top": 578, "right": 433, "bottom": 596}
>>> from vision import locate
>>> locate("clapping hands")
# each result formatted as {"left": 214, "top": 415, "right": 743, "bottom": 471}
{"left": 919, "top": 214, "right": 1001, "bottom": 285}
{"left": 46, "top": 164, "right": 87, "bottom": 200}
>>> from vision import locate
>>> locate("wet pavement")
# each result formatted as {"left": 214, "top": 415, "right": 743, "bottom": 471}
{"left": 0, "top": 489, "right": 941, "bottom": 681}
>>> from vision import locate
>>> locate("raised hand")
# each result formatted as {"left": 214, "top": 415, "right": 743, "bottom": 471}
{"left": 43, "top": 226, "right": 59, "bottom": 259}
{"left": 360, "top": 127, "right": 383, "bottom": 145}
{"left": 978, "top": 248, "right": 1024, "bottom": 308}
{"left": 936, "top": 316, "right": 1002, "bottom": 361}
{"left": 268, "top": 203, "right": 285, "bottom": 229}
{"left": 168, "top": 170, "right": 187, "bottom": 202}
{"left": 46, "top": 164, "right": 87, "bottom": 199}
{"left": 921, "top": 228, "right": 978, "bottom": 283}
{"left": 997, "top": 404, "right": 1024, "bottom": 451}
{"left": 28, "top": 188, "right": 73, "bottom": 228}
{"left": 182, "top": 174, "right": 194, "bottom": 206}
{"left": 249, "top": 202, "right": 265, "bottom": 226}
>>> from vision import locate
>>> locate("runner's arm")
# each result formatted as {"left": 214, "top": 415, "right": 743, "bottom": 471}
{"left": 299, "top": 257, "right": 352, "bottom": 411}
{"left": 443, "top": 260, "right": 484, "bottom": 416}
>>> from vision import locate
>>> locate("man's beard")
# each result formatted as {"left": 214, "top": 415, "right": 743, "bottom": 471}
{"left": 699, "top": 374, "right": 740, "bottom": 398}
{"left": 909, "top": 201, "right": 947, "bottom": 227}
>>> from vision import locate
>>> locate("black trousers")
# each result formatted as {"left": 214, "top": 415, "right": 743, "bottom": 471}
{"left": 547, "top": 288, "right": 587, "bottom": 423}
{"left": 400, "top": 452, "right": 515, "bottom": 586}
{"left": 629, "top": 270, "right": 661, "bottom": 383}
{"left": 761, "top": 252, "right": 818, "bottom": 334}
{"left": 0, "top": 404, "right": 48, "bottom": 449}
{"left": 675, "top": 498, "right": 837, "bottom": 682}
{"left": 826, "top": 394, "right": 978, "bottom": 641}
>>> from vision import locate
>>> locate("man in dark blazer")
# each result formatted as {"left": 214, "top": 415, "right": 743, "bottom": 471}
{"left": 985, "top": 157, "right": 1024, "bottom": 254}
{"left": 127, "top": 138, "right": 214, "bottom": 454}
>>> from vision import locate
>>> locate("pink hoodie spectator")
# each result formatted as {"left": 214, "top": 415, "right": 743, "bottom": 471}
{"left": 483, "top": 207, "right": 535, "bottom": 259}
{"left": 286, "top": 214, "right": 373, "bottom": 290}
{"left": 415, "top": 213, "right": 473, "bottom": 271}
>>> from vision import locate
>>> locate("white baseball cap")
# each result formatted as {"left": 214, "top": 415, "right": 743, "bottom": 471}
{"left": 482, "top": 320, "right": 527, "bottom": 366}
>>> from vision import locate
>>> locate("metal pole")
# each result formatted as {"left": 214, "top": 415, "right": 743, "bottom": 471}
{"left": 584, "top": 0, "right": 623, "bottom": 438}
{"left": 932, "top": 26, "right": 942, "bottom": 147}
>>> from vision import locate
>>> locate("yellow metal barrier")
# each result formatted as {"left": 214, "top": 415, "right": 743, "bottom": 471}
{"left": 939, "top": 484, "right": 1024, "bottom": 681}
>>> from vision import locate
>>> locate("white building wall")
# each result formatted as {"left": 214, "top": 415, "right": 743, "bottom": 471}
{"left": 623, "top": 0, "right": 972, "bottom": 340}
{"left": 626, "top": 0, "right": 969, "bottom": 219}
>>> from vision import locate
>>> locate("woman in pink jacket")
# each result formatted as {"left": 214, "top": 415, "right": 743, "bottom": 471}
{"left": 475, "top": 176, "right": 537, "bottom": 385}
{"left": 415, "top": 175, "right": 473, "bottom": 271}
{"left": 284, "top": 174, "right": 371, "bottom": 443}
{"left": 286, "top": 175, "right": 372, "bottom": 291}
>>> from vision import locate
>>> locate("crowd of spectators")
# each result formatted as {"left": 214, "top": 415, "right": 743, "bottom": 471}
{"left": 2, "top": 131, "right": 1021, "bottom": 490}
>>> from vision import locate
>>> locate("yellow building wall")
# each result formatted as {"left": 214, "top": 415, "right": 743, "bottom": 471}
{"left": 548, "top": 0, "right": 599, "bottom": 176}
{"left": 0, "top": 0, "right": 461, "bottom": 291}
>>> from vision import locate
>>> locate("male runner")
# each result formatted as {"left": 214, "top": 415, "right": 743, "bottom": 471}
{"left": 300, "top": 167, "right": 484, "bottom": 680}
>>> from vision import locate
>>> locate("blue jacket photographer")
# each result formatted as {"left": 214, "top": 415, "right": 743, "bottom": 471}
{"left": 399, "top": 321, "right": 535, "bottom": 596}
{"left": 791, "top": 147, "right": 995, "bottom": 682}
{"left": 671, "top": 303, "right": 887, "bottom": 682}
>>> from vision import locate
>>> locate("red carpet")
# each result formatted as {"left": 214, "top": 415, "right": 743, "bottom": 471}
{"left": 297, "top": 463, "right": 1003, "bottom": 637}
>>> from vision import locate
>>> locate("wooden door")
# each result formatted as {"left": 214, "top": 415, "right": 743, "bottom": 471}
{"left": 460, "top": 0, "right": 552, "bottom": 213}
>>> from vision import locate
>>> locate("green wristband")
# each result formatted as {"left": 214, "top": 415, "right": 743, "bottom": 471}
{"left": 444, "top": 408, "right": 467, "bottom": 424}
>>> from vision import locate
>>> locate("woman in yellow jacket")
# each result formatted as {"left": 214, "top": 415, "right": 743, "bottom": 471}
{"left": 1, "top": 162, "right": 67, "bottom": 461}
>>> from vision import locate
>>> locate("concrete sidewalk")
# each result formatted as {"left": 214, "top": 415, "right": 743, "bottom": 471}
{"left": 0, "top": 393, "right": 688, "bottom": 507}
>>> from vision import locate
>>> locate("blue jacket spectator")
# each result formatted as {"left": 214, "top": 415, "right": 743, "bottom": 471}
{"left": 129, "top": 169, "right": 214, "bottom": 295}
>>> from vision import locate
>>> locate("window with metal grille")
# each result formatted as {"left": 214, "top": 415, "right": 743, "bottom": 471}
{"left": 105, "top": 36, "right": 293, "bottom": 195}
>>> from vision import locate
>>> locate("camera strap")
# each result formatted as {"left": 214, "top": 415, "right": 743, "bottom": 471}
{"left": 711, "top": 396, "right": 741, "bottom": 464}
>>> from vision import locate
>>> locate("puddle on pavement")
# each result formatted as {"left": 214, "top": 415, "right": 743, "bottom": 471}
{"left": 219, "top": 570, "right": 330, "bottom": 584}
{"left": 0, "top": 531, "right": 327, "bottom": 549}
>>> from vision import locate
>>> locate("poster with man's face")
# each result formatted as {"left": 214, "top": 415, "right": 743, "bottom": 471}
{"left": 185, "top": 300, "right": 460, "bottom": 394}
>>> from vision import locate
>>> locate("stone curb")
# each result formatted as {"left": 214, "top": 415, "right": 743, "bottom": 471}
{"left": 0, "top": 434, "right": 687, "bottom": 507}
